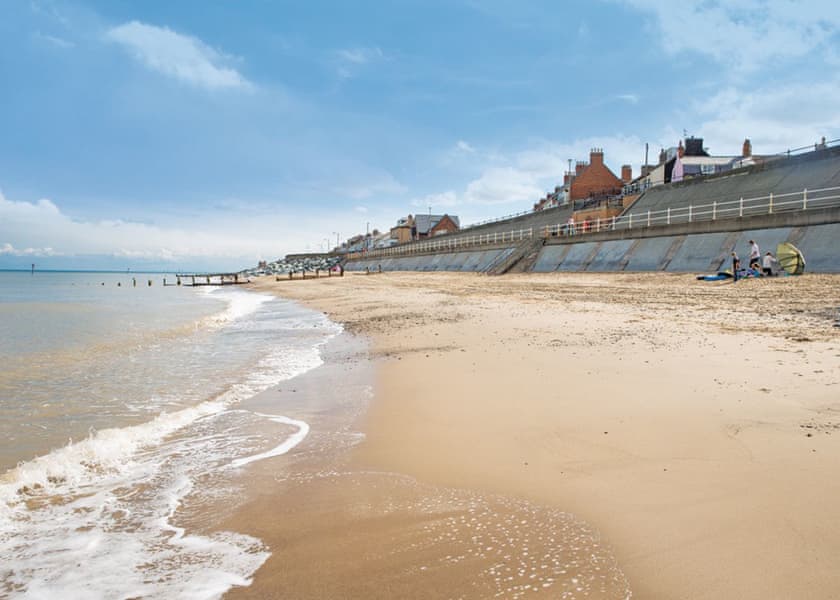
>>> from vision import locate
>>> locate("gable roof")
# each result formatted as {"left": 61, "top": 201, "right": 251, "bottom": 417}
{"left": 414, "top": 214, "right": 460, "bottom": 234}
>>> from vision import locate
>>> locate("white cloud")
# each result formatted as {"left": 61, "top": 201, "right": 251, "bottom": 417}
{"left": 334, "top": 46, "right": 385, "bottom": 78}
{"left": 616, "top": 93, "right": 639, "bottom": 104}
{"left": 623, "top": 0, "right": 840, "bottom": 71}
{"left": 336, "top": 174, "right": 407, "bottom": 200}
{"left": 337, "top": 46, "right": 383, "bottom": 65}
{"left": 0, "top": 189, "right": 403, "bottom": 268}
{"left": 417, "top": 135, "right": 646, "bottom": 218}
{"left": 689, "top": 80, "right": 840, "bottom": 153}
{"left": 354, "top": 205, "right": 369, "bottom": 213}
{"left": 0, "top": 190, "right": 267, "bottom": 262}
{"left": 0, "top": 242, "right": 59, "bottom": 256}
{"left": 33, "top": 31, "right": 74, "bottom": 49}
{"left": 463, "top": 166, "right": 545, "bottom": 206}
{"left": 105, "top": 21, "right": 251, "bottom": 90}
{"left": 456, "top": 140, "right": 476, "bottom": 153}
{"left": 411, "top": 190, "right": 459, "bottom": 210}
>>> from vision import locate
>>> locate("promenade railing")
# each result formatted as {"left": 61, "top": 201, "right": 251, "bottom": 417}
{"left": 346, "top": 228, "right": 534, "bottom": 260}
{"left": 542, "top": 186, "right": 840, "bottom": 238}
{"left": 348, "top": 186, "right": 840, "bottom": 261}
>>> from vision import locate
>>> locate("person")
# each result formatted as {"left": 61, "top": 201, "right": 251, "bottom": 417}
{"left": 731, "top": 251, "right": 740, "bottom": 282}
{"left": 566, "top": 216, "right": 576, "bottom": 236}
{"left": 762, "top": 251, "right": 776, "bottom": 276}
{"left": 748, "top": 240, "right": 760, "bottom": 266}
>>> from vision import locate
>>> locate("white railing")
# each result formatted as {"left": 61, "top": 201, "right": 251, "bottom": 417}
{"left": 541, "top": 186, "right": 840, "bottom": 238}
{"left": 347, "top": 228, "right": 534, "bottom": 260}
{"left": 348, "top": 186, "right": 840, "bottom": 261}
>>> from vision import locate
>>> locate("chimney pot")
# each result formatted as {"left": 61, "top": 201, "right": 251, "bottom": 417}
{"left": 742, "top": 138, "right": 752, "bottom": 158}
{"left": 621, "top": 164, "right": 632, "bottom": 184}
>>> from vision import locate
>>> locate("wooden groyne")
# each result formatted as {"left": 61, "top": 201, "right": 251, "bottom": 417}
{"left": 176, "top": 273, "right": 249, "bottom": 286}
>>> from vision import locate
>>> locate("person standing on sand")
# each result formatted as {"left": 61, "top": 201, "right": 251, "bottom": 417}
{"left": 748, "top": 239, "right": 760, "bottom": 267}
{"left": 762, "top": 251, "right": 776, "bottom": 276}
{"left": 731, "top": 251, "right": 740, "bottom": 282}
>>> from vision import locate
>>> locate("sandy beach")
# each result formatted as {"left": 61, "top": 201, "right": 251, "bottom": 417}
{"left": 227, "top": 271, "right": 840, "bottom": 599}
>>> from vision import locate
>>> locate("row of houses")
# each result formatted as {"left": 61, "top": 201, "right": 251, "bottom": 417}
{"left": 529, "top": 136, "right": 794, "bottom": 226}
{"left": 338, "top": 134, "right": 822, "bottom": 253}
{"left": 338, "top": 213, "right": 462, "bottom": 253}
{"left": 532, "top": 136, "right": 768, "bottom": 214}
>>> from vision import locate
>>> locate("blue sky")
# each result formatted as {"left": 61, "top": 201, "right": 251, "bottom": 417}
{"left": 1, "top": 0, "right": 839, "bottom": 270}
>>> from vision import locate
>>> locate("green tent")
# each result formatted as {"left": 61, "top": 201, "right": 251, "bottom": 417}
{"left": 776, "top": 242, "right": 806, "bottom": 275}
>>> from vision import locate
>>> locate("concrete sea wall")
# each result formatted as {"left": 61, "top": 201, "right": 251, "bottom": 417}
{"left": 345, "top": 221, "right": 839, "bottom": 274}
{"left": 345, "top": 246, "right": 516, "bottom": 273}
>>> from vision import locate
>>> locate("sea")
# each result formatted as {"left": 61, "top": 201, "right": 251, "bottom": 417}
{"left": 0, "top": 270, "right": 352, "bottom": 598}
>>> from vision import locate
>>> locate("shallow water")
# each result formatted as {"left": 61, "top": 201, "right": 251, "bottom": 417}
{"left": 0, "top": 271, "right": 346, "bottom": 597}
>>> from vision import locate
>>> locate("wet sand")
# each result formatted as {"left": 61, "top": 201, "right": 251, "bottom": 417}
{"left": 229, "top": 271, "right": 840, "bottom": 599}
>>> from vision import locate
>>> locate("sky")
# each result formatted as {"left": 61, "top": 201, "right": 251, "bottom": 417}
{"left": 1, "top": 0, "right": 839, "bottom": 271}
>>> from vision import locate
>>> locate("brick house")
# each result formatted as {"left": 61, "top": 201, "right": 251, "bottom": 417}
{"left": 428, "top": 214, "right": 460, "bottom": 236}
{"left": 413, "top": 214, "right": 460, "bottom": 239}
{"left": 569, "top": 149, "right": 624, "bottom": 201}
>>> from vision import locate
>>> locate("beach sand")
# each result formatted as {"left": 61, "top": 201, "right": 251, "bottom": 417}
{"left": 227, "top": 271, "right": 840, "bottom": 599}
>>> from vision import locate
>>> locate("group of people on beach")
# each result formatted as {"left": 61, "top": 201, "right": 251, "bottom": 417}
{"left": 731, "top": 239, "right": 776, "bottom": 282}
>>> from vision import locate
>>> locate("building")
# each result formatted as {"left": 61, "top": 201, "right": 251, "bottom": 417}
{"left": 569, "top": 149, "right": 624, "bottom": 201}
{"left": 533, "top": 186, "right": 564, "bottom": 212}
{"left": 410, "top": 214, "right": 460, "bottom": 240}
{"left": 428, "top": 214, "right": 460, "bottom": 236}
{"left": 390, "top": 216, "right": 414, "bottom": 244}
{"left": 627, "top": 136, "right": 750, "bottom": 193}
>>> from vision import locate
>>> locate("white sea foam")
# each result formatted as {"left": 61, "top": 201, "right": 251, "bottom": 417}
{"left": 199, "top": 287, "right": 274, "bottom": 327}
{"left": 0, "top": 292, "right": 343, "bottom": 599}
{"left": 230, "top": 413, "right": 310, "bottom": 469}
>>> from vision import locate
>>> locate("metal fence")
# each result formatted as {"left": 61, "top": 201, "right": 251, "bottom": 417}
{"left": 348, "top": 186, "right": 840, "bottom": 260}
{"left": 542, "top": 186, "right": 840, "bottom": 237}
{"left": 346, "top": 228, "right": 534, "bottom": 260}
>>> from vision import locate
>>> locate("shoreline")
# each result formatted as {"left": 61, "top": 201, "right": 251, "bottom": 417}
{"left": 233, "top": 271, "right": 840, "bottom": 599}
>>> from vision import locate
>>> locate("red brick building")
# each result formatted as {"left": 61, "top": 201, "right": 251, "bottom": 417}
{"left": 569, "top": 149, "right": 624, "bottom": 201}
{"left": 428, "top": 214, "right": 460, "bottom": 236}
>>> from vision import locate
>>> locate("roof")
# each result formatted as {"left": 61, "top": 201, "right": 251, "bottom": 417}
{"left": 677, "top": 156, "right": 736, "bottom": 166}
{"left": 414, "top": 214, "right": 460, "bottom": 234}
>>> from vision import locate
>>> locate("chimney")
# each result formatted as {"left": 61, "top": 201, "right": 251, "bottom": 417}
{"left": 621, "top": 164, "right": 632, "bottom": 183}
{"left": 658, "top": 147, "right": 667, "bottom": 164}
{"left": 589, "top": 148, "right": 604, "bottom": 166}
{"left": 563, "top": 173, "right": 570, "bottom": 185}
{"left": 685, "top": 137, "right": 705, "bottom": 156}
{"left": 742, "top": 138, "right": 752, "bottom": 158}
{"left": 677, "top": 140, "right": 685, "bottom": 158}
{"left": 575, "top": 161, "right": 587, "bottom": 175}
